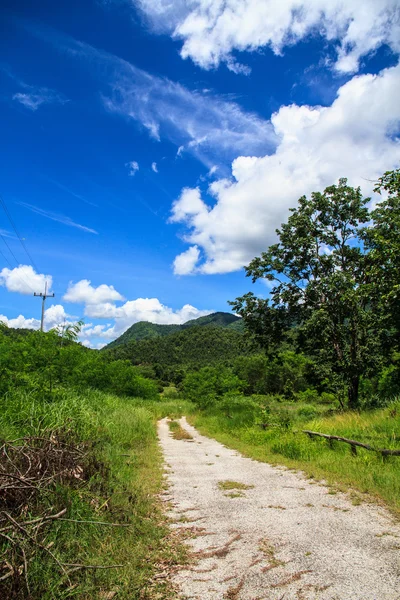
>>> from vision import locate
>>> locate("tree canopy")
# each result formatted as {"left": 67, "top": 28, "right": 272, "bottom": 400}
{"left": 231, "top": 172, "right": 400, "bottom": 408}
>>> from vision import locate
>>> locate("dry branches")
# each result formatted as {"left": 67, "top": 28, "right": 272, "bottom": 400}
{"left": 0, "top": 433, "right": 120, "bottom": 598}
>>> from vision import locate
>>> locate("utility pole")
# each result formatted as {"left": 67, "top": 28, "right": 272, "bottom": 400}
{"left": 34, "top": 282, "right": 55, "bottom": 332}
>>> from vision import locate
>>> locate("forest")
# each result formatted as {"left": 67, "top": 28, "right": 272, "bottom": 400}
{"left": 1, "top": 169, "right": 400, "bottom": 599}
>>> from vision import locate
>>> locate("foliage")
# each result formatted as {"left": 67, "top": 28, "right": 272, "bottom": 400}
{"left": 231, "top": 176, "right": 400, "bottom": 408}
{"left": 182, "top": 366, "right": 244, "bottom": 409}
{"left": 106, "top": 325, "right": 255, "bottom": 383}
{"left": 0, "top": 326, "right": 158, "bottom": 400}
{"left": 0, "top": 386, "right": 186, "bottom": 599}
{"left": 363, "top": 169, "right": 400, "bottom": 345}
{"left": 106, "top": 311, "right": 243, "bottom": 348}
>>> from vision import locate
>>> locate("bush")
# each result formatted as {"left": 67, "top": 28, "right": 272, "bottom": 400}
{"left": 296, "top": 388, "right": 319, "bottom": 403}
{"left": 297, "top": 404, "right": 318, "bottom": 420}
{"left": 182, "top": 366, "right": 243, "bottom": 409}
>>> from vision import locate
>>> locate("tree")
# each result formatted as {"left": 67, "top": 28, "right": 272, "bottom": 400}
{"left": 363, "top": 169, "right": 400, "bottom": 346}
{"left": 55, "top": 319, "right": 84, "bottom": 346}
{"left": 231, "top": 178, "right": 386, "bottom": 409}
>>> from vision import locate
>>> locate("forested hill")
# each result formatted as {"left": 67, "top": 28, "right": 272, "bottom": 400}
{"left": 106, "top": 311, "right": 243, "bottom": 348}
{"left": 104, "top": 324, "right": 255, "bottom": 383}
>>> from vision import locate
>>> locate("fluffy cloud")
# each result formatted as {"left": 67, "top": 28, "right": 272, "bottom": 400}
{"left": 173, "top": 245, "right": 201, "bottom": 275}
{"left": 0, "top": 265, "right": 52, "bottom": 295}
{"left": 151, "top": 162, "right": 158, "bottom": 173}
{"left": 62, "top": 278, "right": 212, "bottom": 342}
{"left": 81, "top": 297, "right": 211, "bottom": 340}
{"left": 44, "top": 304, "right": 70, "bottom": 328}
{"left": 126, "top": 160, "right": 139, "bottom": 176}
{"left": 0, "top": 314, "right": 40, "bottom": 329}
{"left": 0, "top": 304, "right": 70, "bottom": 331}
{"left": 135, "top": 0, "right": 400, "bottom": 74}
{"left": 63, "top": 279, "right": 124, "bottom": 304}
{"left": 169, "top": 63, "right": 400, "bottom": 274}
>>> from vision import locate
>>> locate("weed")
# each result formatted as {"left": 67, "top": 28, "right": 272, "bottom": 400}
{"left": 168, "top": 420, "right": 193, "bottom": 440}
{"left": 259, "top": 538, "right": 285, "bottom": 571}
{"left": 218, "top": 480, "right": 254, "bottom": 491}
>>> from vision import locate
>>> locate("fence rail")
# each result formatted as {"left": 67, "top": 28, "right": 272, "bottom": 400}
{"left": 302, "top": 430, "right": 400, "bottom": 457}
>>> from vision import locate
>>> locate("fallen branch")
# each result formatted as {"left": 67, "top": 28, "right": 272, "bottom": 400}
{"left": 302, "top": 430, "right": 400, "bottom": 456}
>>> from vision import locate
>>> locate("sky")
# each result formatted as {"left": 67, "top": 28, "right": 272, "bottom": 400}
{"left": 0, "top": 0, "right": 399, "bottom": 348}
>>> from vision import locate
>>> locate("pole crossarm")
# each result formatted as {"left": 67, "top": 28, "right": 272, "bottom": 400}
{"left": 33, "top": 283, "right": 55, "bottom": 332}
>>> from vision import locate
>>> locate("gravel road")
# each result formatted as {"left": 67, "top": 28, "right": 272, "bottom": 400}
{"left": 158, "top": 417, "right": 400, "bottom": 600}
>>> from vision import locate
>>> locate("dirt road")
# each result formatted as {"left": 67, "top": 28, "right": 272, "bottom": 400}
{"left": 158, "top": 417, "right": 400, "bottom": 600}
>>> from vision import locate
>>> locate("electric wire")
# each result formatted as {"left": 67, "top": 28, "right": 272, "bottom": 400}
{"left": 0, "top": 227, "right": 36, "bottom": 293}
{"left": 0, "top": 192, "right": 40, "bottom": 272}
{"left": 0, "top": 247, "right": 13, "bottom": 269}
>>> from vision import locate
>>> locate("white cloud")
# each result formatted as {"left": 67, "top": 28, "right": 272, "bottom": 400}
{"left": 44, "top": 304, "right": 70, "bottom": 328}
{"left": 13, "top": 89, "right": 67, "bottom": 111}
{"left": 151, "top": 162, "right": 158, "bottom": 173}
{"left": 102, "top": 62, "right": 274, "bottom": 166}
{"left": 80, "top": 297, "right": 212, "bottom": 340}
{"left": 4, "top": 68, "right": 69, "bottom": 111}
{"left": 63, "top": 279, "right": 124, "bottom": 304}
{"left": 31, "top": 29, "right": 274, "bottom": 167}
{"left": 173, "top": 246, "right": 201, "bottom": 275}
{"left": 0, "top": 304, "right": 70, "bottom": 331}
{"left": 170, "top": 188, "right": 208, "bottom": 223}
{"left": 0, "top": 265, "right": 52, "bottom": 295}
{"left": 135, "top": 0, "right": 400, "bottom": 74}
{"left": 19, "top": 202, "right": 98, "bottom": 234}
{"left": 0, "top": 314, "right": 40, "bottom": 329}
{"left": 126, "top": 160, "right": 139, "bottom": 176}
{"left": 169, "top": 63, "right": 400, "bottom": 274}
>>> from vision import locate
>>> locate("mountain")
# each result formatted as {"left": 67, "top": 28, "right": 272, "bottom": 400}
{"left": 104, "top": 324, "right": 255, "bottom": 384}
{"left": 105, "top": 311, "right": 243, "bottom": 349}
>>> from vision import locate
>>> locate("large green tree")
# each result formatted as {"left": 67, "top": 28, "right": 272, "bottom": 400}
{"left": 231, "top": 178, "right": 391, "bottom": 409}
{"left": 364, "top": 169, "right": 400, "bottom": 345}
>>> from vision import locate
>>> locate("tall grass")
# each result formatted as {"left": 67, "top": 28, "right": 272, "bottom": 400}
{"left": 190, "top": 398, "right": 400, "bottom": 513}
{"left": 0, "top": 388, "right": 188, "bottom": 599}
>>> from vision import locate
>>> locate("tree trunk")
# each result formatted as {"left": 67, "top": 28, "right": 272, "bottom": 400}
{"left": 347, "top": 374, "right": 360, "bottom": 409}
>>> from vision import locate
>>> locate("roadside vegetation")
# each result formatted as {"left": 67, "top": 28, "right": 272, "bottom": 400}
{"left": 0, "top": 327, "right": 188, "bottom": 599}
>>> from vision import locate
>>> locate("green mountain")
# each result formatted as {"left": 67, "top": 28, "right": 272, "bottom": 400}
{"left": 106, "top": 311, "right": 243, "bottom": 349}
{"left": 105, "top": 324, "right": 255, "bottom": 383}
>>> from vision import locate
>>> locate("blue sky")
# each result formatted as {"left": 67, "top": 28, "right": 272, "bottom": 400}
{"left": 0, "top": 0, "right": 399, "bottom": 347}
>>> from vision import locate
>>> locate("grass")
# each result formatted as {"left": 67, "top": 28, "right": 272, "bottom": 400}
{"left": 188, "top": 397, "right": 400, "bottom": 515}
{"left": 168, "top": 420, "right": 193, "bottom": 440}
{"left": 0, "top": 388, "right": 189, "bottom": 599}
{"left": 218, "top": 480, "right": 254, "bottom": 491}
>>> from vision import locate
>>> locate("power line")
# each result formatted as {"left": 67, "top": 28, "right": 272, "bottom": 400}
{"left": 0, "top": 231, "right": 36, "bottom": 293}
{"left": 0, "top": 192, "right": 40, "bottom": 272}
{"left": 0, "top": 247, "right": 14, "bottom": 269}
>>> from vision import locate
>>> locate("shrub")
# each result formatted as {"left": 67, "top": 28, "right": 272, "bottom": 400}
{"left": 182, "top": 366, "right": 243, "bottom": 409}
